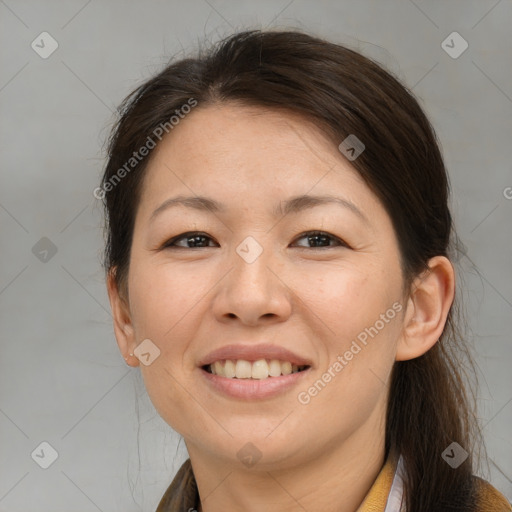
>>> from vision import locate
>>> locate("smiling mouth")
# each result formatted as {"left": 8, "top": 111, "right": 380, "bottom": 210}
{"left": 202, "top": 359, "right": 310, "bottom": 380}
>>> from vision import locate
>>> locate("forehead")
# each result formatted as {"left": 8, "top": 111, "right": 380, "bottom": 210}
{"left": 137, "top": 103, "right": 386, "bottom": 227}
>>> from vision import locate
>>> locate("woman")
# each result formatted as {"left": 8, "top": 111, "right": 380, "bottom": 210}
{"left": 100, "top": 30, "right": 511, "bottom": 511}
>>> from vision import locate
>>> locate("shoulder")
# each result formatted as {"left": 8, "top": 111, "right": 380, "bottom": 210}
{"left": 473, "top": 476, "right": 511, "bottom": 511}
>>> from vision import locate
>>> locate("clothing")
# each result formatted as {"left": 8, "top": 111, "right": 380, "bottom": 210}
{"left": 156, "top": 454, "right": 511, "bottom": 512}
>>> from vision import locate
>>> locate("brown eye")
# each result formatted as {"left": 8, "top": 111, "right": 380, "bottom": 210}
{"left": 292, "top": 231, "right": 348, "bottom": 249}
{"left": 163, "top": 232, "right": 217, "bottom": 249}
{"left": 162, "top": 230, "right": 348, "bottom": 250}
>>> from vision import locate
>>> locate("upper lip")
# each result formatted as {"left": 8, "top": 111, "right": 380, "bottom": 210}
{"left": 198, "top": 343, "right": 312, "bottom": 367}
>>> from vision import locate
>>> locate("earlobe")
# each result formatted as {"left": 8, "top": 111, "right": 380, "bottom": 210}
{"left": 396, "top": 256, "right": 455, "bottom": 361}
{"left": 106, "top": 269, "right": 140, "bottom": 367}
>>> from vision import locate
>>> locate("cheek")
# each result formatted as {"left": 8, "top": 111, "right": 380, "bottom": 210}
{"left": 127, "top": 259, "right": 210, "bottom": 342}
{"left": 128, "top": 262, "right": 208, "bottom": 431}
{"left": 294, "top": 263, "right": 395, "bottom": 344}
{"left": 335, "top": 274, "right": 402, "bottom": 382}
{"left": 297, "top": 305, "right": 399, "bottom": 445}
{"left": 295, "top": 263, "right": 401, "bottom": 401}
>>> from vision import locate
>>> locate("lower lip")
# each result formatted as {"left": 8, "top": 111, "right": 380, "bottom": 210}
{"left": 199, "top": 367, "right": 312, "bottom": 400}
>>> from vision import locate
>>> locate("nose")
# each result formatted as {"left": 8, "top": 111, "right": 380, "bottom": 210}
{"left": 211, "top": 239, "right": 293, "bottom": 326}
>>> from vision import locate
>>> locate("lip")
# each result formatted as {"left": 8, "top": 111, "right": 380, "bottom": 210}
{"left": 200, "top": 365, "right": 312, "bottom": 400}
{"left": 197, "top": 343, "right": 313, "bottom": 368}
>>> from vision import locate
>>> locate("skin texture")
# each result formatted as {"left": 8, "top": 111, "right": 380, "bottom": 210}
{"left": 107, "top": 103, "right": 455, "bottom": 512}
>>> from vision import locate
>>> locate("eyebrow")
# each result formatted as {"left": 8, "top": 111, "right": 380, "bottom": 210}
{"left": 150, "top": 194, "right": 370, "bottom": 225}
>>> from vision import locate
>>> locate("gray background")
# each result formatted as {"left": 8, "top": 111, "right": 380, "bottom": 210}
{"left": 1, "top": 1, "right": 511, "bottom": 510}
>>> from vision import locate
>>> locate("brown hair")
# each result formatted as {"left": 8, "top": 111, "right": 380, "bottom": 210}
{"left": 100, "top": 29, "right": 482, "bottom": 510}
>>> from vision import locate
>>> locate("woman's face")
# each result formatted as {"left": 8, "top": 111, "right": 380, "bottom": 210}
{"left": 118, "top": 103, "right": 409, "bottom": 470}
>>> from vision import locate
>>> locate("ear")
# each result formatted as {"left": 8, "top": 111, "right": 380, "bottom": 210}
{"left": 106, "top": 269, "right": 140, "bottom": 367}
{"left": 396, "top": 256, "right": 455, "bottom": 361}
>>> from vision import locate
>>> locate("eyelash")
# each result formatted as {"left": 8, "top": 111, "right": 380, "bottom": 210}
{"left": 161, "top": 230, "right": 349, "bottom": 250}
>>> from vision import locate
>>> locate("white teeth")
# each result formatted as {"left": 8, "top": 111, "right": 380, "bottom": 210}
{"left": 235, "top": 360, "right": 252, "bottom": 379}
{"left": 251, "top": 359, "right": 269, "bottom": 379}
{"left": 281, "top": 361, "right": 292, "bottom": 375}
{"left": 224, "top": 359, "right": 236, "bottom": 378}
{"left": 213, "top": 361, "right": 224, "bottom": 377}
{"left": 207, "top": 359, "right": 307, "bottom": 379}
{"left": 268, "top": 359, "right": 282, "bottom": 377}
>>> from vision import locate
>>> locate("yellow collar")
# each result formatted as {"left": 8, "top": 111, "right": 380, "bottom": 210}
{"left": 356, "top": 453, "right": 403, "bottom": 512}
{"left": 156, "top": 452, "right": 403, "bottom": 512}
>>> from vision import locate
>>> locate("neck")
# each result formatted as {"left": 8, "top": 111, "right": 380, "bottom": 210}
{"left": 187, "top": 401, "right": 387, "bottom": 512}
